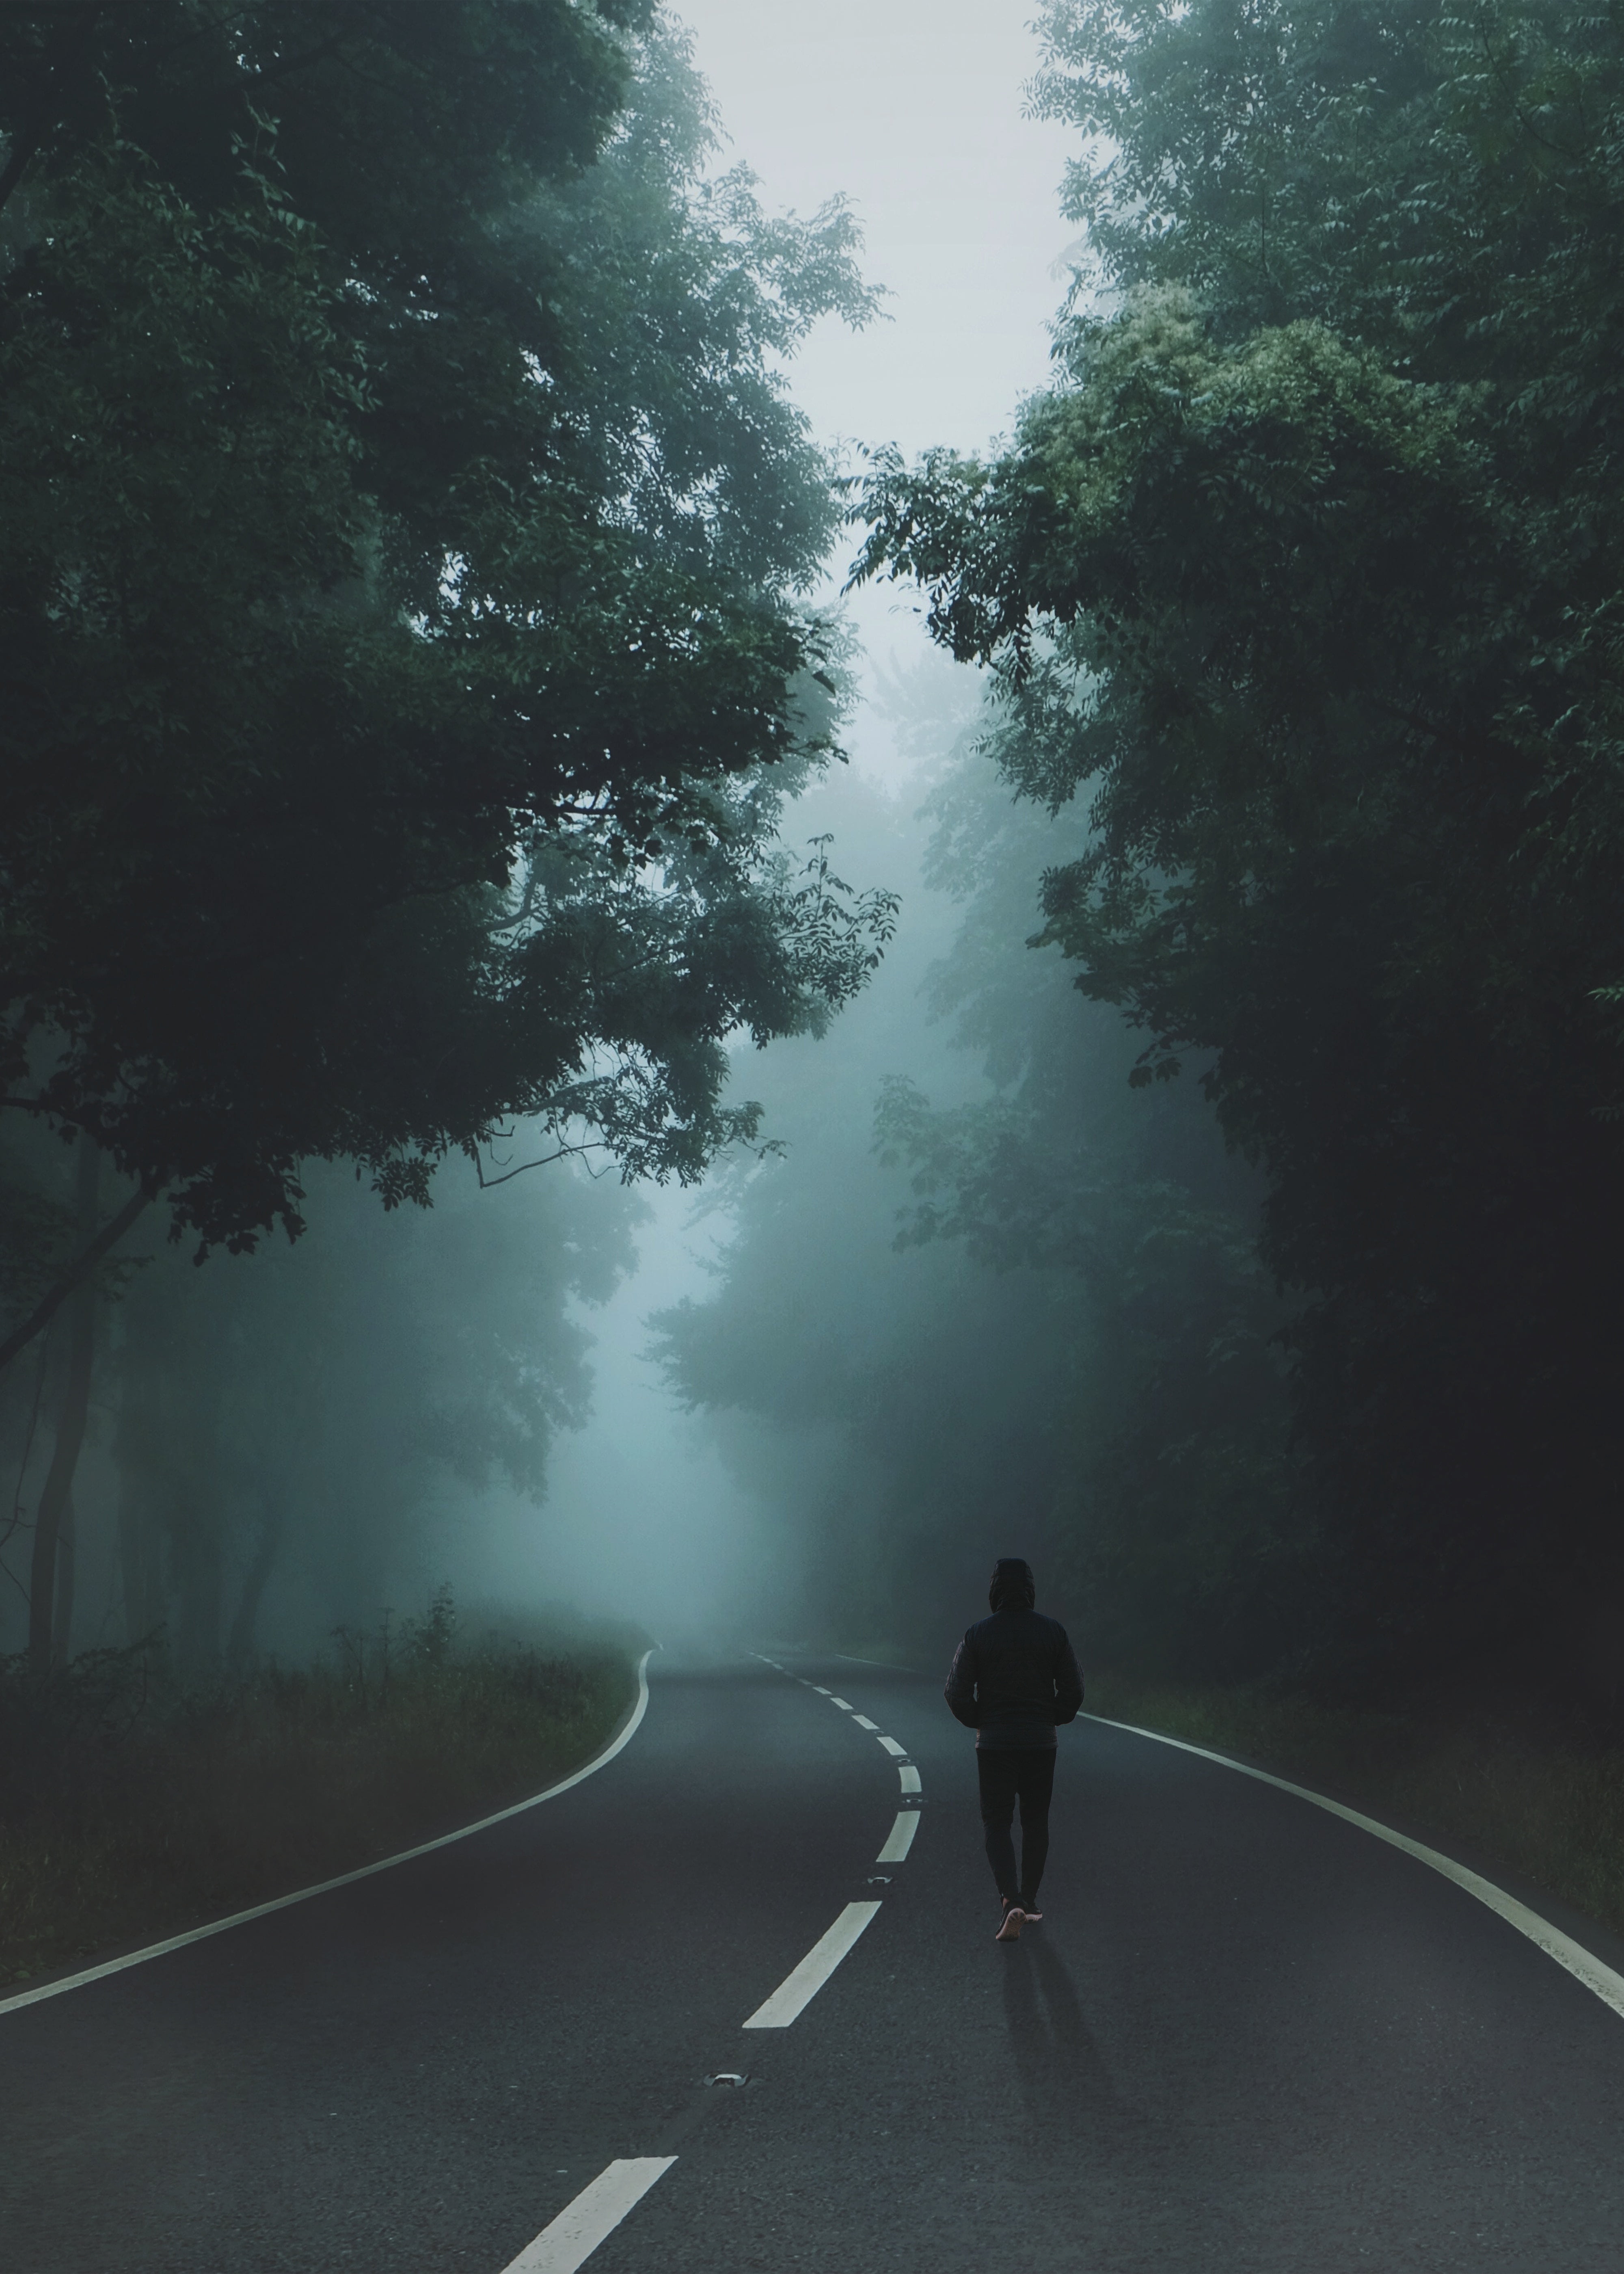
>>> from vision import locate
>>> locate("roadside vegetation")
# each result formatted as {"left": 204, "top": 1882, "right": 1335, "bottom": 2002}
{"left": 811, "top": 1630, "right": 1624, "bottom": 1940}
{"left": 0, "top": 1592, "right": 641, "bottom": 1993}
{"left": 1085, "top": 1673, "right": 1624, "bottom": 1944}
{"left": 0, "top": 2, "right": 894, "bottom": 1682}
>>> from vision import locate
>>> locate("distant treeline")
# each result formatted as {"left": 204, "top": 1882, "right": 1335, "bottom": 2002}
{"left": 668, "top": 0, "right": 1624, "bottom": 1714}
{"left": 0, "top": 1116, "right": 641, "bottom": 1667}
{"left": 655, "top": 680, "right": 1294, "bottom": 1683}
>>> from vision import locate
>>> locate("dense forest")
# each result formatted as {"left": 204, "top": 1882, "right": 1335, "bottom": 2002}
{"left": 0, "top": 3, "right": 891, "bottom": 1665}
{"left": 5, "top": 0, "right": 1623, "bottom": 1738}
{"left": 667, "top": 0, "right": 1624, "bottom": 1715}
{"left": 654, "top": 665, "right": 1290, "bottom": 1672}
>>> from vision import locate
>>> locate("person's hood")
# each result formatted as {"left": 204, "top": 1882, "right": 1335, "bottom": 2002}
{"left": 988, "top": 1557, "right": 1036, "bottom": 1613}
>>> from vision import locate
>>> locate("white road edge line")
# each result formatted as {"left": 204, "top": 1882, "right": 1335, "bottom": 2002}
{"left": 1088, "top": 1714, "right": 1624, "bottom": 2024}
{"left": 898, "top": 1765, "right": 922, "bottom": 1794}
{"left": 499, "top": 2157, "right": 676, "bottom": 2274}
{"left": 743, "top": 1901, "right": 882, "bottom": 2028}
{"left": 0, "top": 1650, "right": 660, "bottom": 2021}
{"left": 877, "top": 1811, "right": 920, "bottom": 1863}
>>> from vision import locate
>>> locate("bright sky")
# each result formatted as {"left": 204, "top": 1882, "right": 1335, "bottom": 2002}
{"left": 676, "top": 0, "right": 1075, "bottom": 449}
{"left": 675, "top": 0, "right": 1078, "bottom": 754}
{"left": 505, "top": 6, "right": 1082, "bottom": 1635}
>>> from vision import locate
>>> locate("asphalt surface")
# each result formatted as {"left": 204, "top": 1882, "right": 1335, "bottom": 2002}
{"left": 7, "top": 1651, "right": 1624, "bottom": 2272}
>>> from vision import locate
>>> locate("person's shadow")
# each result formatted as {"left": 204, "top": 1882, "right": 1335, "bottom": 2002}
{"left": 1002, "top": 1931, "right": 1143, "bottom": 2151}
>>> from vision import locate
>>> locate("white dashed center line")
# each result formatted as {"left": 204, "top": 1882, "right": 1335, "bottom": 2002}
{"left": 876, "top": 1811, "right": 920, "bottom": 1863}
{"left": 750, "top": 1661, "right": 929, "bottom": 2026}
{"left": 498, "top": 2159, "right": 675, "bottom": 2273}
{"left": 742, "top": 1903, "right": 882, "bottom": 2028}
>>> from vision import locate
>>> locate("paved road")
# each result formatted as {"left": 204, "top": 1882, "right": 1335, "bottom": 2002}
{"left": 7, "top": 1651, "right": 1624, "bottom": 2272}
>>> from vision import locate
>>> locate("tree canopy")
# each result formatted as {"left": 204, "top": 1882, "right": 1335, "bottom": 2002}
{"left": 0, "top": 3, "right": 892, "bottom": 1281}
{"left": 652, "top": 673, "right": 1290, "bottom": 1668}
{"left": 854, "top": 0, "right": 1624, "bottom": 1688}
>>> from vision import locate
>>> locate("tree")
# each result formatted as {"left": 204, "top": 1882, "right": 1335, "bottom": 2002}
{"left": 103, "top": 1154, "right": 640, "bottom": 1671}
{"left": 26, "top": 1136, "right": 97, "bottom": 1670}
{"left": 853, "top": 0, "right": 1624, "bottom": 1691}
{"left": 652, "top": 672, "right": 1288, "bottom": 1664}
{"left": 0, "top": 5, "right": 893, "bottom": 1353}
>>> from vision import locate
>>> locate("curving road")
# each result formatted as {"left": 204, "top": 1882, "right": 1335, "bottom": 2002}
{"left": 6, "top": 1651, "right": 1624, "bottom": 2272}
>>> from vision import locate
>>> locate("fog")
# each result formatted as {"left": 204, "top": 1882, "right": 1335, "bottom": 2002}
{"left": 0, "top": 0, "right": 1297, "bottom": 1708}
{"left": 0, "top": 4, "right": 1082, "bottom": 1667}
{"left": 8, "top": 0, "right": 1605, "bottom": 1724}
{"left": 11, "top": 26, "right": 1624, "bottom": 2204}
{"left": 495, "top": 2, "right": 1081, "bottom": 1649}
{"left": 0, "top": 4, "right": 1240, "bottom": 1669}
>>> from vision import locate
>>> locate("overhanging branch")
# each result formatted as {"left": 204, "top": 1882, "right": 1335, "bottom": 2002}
{"left": 471, "top": 1135, "right": 609, "bottom": 1189}
{"left": 0, "top": 1187, "right": 152, "bottom": 1377}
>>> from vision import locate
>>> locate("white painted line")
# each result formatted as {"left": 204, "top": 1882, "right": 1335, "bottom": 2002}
{"left": 0, "top": 1651, "right": 660, "bottom": 2021}
{"left": 829, "top": 1696, "right": 854, "bottom": 1710}
{"left": 877, "top": 1811, "right": 920, "bottom": 1863}
{"left": 1088, "top": 1715, "right": 1624, "bottom": 2025}
{"left": 852, "top": 1714, "right": 878, "bottom": 1731}
{"left": 501, "top": 2158, "right": 676, "bottom": 2273}
{"left": 877, "top": 1736, "right": 907, "bottom": 1758}
{"left": 898, "top": 1765, "right": 922, "bottom": 1794}
{"left": 812, "top": 1686, "right": 832, "bottom": 1696}
{"left": 742, "top": 1901, "right": 882, "bottom": 2028}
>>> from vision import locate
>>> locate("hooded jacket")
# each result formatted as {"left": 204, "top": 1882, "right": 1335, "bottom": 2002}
{"left": 944, "top": 1559, "right": 1084, "bottom": 1750}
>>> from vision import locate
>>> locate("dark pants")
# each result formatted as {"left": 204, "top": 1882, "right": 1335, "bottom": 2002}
{"left": 976, "top": 1747, "right": 1056, "bottom": 1907}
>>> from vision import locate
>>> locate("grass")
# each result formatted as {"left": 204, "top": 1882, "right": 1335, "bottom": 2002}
{"left": 0, "top": 1590, "right": 641, "bottom": 1993}
{"left": 1086, "top": 1670, "right": 1624, "bottom": 1943}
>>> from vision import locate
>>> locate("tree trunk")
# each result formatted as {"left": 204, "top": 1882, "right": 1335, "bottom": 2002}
{"left": 167, "top": 1359, "right": 225, "bottom": 1677}
{"left": 171, "top": 1472, "right": 224, "bottom": 1675}
{"left": 52, "top": 1490, "right": 77, "bottom": 1664}
{"left": 28, "top": 1139, "right": 99, "bottom": 1673}
{"left": 117, "top": 1460, "right": 162, "bottom": 1646}
{"left": 0, "top": 1185, "right": 149, "bottom": 1378}
{"left": 114, "top": 1301, "right": 173, "bottom": 1648}
{"left": 226, "top": 1491, "right": 286, "bottom": 1665}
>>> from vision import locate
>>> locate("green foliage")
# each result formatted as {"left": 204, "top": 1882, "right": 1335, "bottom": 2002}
{"left": 870, "top": 732, "right": 1297, "bottom": 1676}
{"left": 0, "top": 1592, "right": 637, "bottom": 1987}
{"left": 105, "top": 1153, "right": 642, "bottom": 1667}
{"left": 653, "top": 679, "right": 1291, "bottom": 1667}
{"left": 0, "top": 6, "right": 890, "bottom": 1260}
{"left": 854, "top": 0, "right": 1624, "bottom": 1690}
{"left": 1089, "top": 1670, "right": 1624, "bottom": 1939}
{"left": 648, "top": 709, "right": 1068, "bottom": 1638}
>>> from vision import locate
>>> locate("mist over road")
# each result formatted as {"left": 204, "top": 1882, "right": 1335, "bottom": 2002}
{"left": 6, "top": 1656, "right": 1624, "bottom": 2274}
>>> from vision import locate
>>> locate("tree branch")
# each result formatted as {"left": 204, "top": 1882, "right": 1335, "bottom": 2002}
{"left": 471, "top": 1137, "right": 608, "bottom": 1189}
{"left": 0, "top": 1186, "right": 151, "bottom": 1377}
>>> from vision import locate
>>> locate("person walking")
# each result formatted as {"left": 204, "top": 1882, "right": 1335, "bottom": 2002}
{"left": 945, "top": 1557, "right": 1084, "bottom": 1942}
